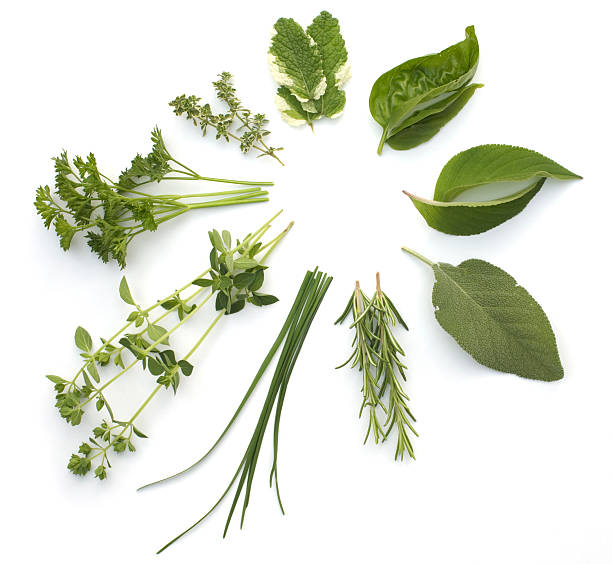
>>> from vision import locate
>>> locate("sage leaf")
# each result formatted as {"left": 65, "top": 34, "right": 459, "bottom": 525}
{"left": 403, "top": 248, "right": 563, "bottom": 381}
{"left": 406, "top": 144, "right": 582, "bottom": 235}
{"left": 370, "top": 26, "right": 480, "bottom": 154}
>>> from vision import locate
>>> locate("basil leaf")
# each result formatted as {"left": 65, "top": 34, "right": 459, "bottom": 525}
{"left": 370, "top": 26, "right": 480, "bottom": 154}
{"left": 407, "top": 145, "right": 582, "bottom": 235}
{"left": 387, "top": 83, "right": 482, "bottom": 150}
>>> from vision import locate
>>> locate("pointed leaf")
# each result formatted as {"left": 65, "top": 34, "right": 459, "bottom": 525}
{"left": 407, "top": 145, "right": 582, "bottom": 235}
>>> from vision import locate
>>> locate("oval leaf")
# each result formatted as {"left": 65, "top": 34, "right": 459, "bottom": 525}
{"left": 408, "top": 145, "right": 582, "bottom": 235}
{"left": 75, "top": 326, "right": 92, "bottom": 352}
{"left": 119, "top": 276, "right": 135, "bottom": 305}
{"left": 431, "top": 258, "right": 563, "bottom": 381}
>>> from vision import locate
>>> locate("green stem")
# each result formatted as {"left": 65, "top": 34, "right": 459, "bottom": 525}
{"left": 401, "top": 246, "right": 434, "bottom": 267}
{"left": 377, "top": 129, "right": 388, "bottom": 155}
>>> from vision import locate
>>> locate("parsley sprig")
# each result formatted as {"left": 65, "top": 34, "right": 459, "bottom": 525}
{"left": 336, "top": 273, "right": 417, "bottom": 461}
{"left": 35, "top": 127, "right": 272, "bottom": 268}
{"left": 47, "top": 212, "right": 292, "bottom": 480}
{"left": 171, "top": 72, "right": 284, "bottom": 165}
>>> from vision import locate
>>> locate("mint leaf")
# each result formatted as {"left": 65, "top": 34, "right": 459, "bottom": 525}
{"left": 306, "top": 11, "right": 350, "bottom": 119}
{"left": 269, "top": 17, "right": 325, "bottom": 107}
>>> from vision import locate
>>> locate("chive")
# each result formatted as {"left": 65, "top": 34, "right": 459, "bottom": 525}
{"left": 144, "top": 269, "right": 332, "bottom": 553}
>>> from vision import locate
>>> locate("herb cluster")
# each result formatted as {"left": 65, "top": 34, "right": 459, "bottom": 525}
{"left": 170, "top": 72, "right": 284, "bottom": 164}
{"left": 336, "top": 274, "right": 417, "bottom": 461}
{"left": 47, "top": 213, "right": 290, "bottom": 479}
{"left": 35, "top": 128, "right": 272, "bottom": 268}
{"left": 269, "top": 11, "right": 350, "bottom": 128}
{"left": 140, "top": 268, "right": 333, "bottom": 552}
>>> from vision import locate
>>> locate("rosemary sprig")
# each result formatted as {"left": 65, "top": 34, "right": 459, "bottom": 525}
{"left": 336, "top": 273, "right": 417, "bottom": 460}
{"left": 139, "top": 268, "right": 332, "bottom": 552}
{"left": 47, "top": 212, "right": 292, "bottom": 479}
{"left": 35, "top": 127, "right": 272, "bottom": 268}
{"left": 170, "top": 72, "right": 284, "bottom": 165}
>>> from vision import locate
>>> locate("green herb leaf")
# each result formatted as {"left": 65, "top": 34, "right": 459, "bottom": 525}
{"left": 233, "top": 272, "right": 256, "bottom": 289}
{"left": 234, "top": 257, "right": 259, "bottom": 270}
{"left": 403, "top": 248, "right": 564, "bottom": 381}
{"left": 74, "top": 326, "right": 93, "bottom": 352}
{"left": 269, "top": 18, "right": 325, "bottom": 108}
{"left": 193, "top": 278, "right": 213, "bottom": 287}
{"left": 370, "top": 26, "right": 480, "bottom": 154}
{"left": 306, "top": 11, "right": 350, "bottom": 119}
{"left": 178, "top": 360, "right": 193, "bottom": 376}
{"left": 147, "top": 324, "right": 169, "bottom": 345}
{"left": 406, "top": 145, "right": 582, "bottom": 235}
{"left": 387, "top": 82, "right": 482, "bottom": 150}
{"left": 119, "top": 276, "right": 135, "bottom": 305}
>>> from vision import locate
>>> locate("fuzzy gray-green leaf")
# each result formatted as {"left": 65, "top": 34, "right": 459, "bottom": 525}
{"left": 431, "top": 259, "right": 563, "bottom": 381}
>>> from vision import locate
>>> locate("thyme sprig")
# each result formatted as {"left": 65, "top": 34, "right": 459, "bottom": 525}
{"left": 35, "top": 127, "right": 272, "bottom": 268}
{"left": 336, "top": 273, "right": 417, "bottom": 460}
{"left": 139, "top": 269, "right": 333, "bottom": 552}
{"left": 170, "top": 72, "right": 284, "bottom": 165}
{"left": 47, "top": 212, "right": 292, "bottom": 479}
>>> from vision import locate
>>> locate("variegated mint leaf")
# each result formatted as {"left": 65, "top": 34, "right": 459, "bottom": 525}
{"left": 274, "top": 86, "right": 310, "bottom": 126}
{"left": 268, "top": 18, "right": 326, "bottom": 106}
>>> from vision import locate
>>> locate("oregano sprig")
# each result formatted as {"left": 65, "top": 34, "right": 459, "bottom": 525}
{"left": 47, "top": 212, "right": 292, "bottom": 480}
{"left": 170, "top": 72, "right": 284, "bottom": 165}
{"left": 35, "top": 127, "right": 272, "bottom": 268}
{"left": 336, "top": 273, "right": 417, "bottom": 460}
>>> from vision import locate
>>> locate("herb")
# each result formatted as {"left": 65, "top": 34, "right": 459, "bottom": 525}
{"left": 269, "top": 11, "right": 350, "bottom": 128}
{"left": 405, "top": 145, "right": 582, "bottom": 235}
{"left": 46, "top": 212, "right": 292, "bottom": 479}
{"left": 35, "top": 128, "right": 272, "bottom": 268}
{"left": 402, "top": 248, "right": 564, "bottom": 381}
{"left": 336, "top": 274, "right": 416, "bottom": 460}
{"left": 370, "top": 26, "right": 481, "bottom": 154}
{"left": 170, "top": 72, "right": 284, "bottom": 165}
{"left": 139, "top": 269, "right": 332, "bottom": 551}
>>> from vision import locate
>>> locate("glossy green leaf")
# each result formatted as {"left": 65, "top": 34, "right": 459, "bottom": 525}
{"left": 387, "top": 83, "right": 482, "bottom": 150}
{"left": 406, "top": 144, "right": 582, "bottom": 235}
{"left": 404, "top": 249, "right": 563, "bottom": 381}
{"left": 370, "top": 26, "right": 479, "bottom": 154}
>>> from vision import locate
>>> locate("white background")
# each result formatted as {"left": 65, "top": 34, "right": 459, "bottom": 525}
{"left": 2, "top": 1, "right": 611, "bottom": 562}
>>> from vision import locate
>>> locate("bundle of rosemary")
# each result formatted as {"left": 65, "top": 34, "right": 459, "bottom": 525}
{"left": 336, "top": 273, "right": 417, "bottom": 461}
{"left": 35, "top": 127, "right": 272, "bottom": 268}
{"left": 47, "top": 212, "right": 291, "bottom": 480}
{"left": 139, "top": 268, "right": 333, "bottom": 552}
